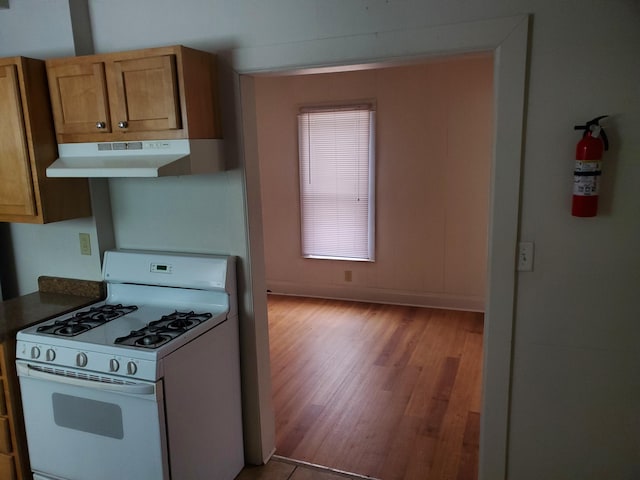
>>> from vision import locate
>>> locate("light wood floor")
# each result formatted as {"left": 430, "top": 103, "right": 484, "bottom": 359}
{"left": 268, "top": 295, "right": 484, "bottom": 480}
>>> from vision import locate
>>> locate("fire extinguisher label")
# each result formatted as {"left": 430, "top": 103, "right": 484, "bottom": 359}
{"left": 573, "top": 160, "right": 602, "bottom": 196}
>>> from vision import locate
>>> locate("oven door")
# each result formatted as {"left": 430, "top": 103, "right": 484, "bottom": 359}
{"left": 16, "top": 361, "right": 169, "bottom": 480}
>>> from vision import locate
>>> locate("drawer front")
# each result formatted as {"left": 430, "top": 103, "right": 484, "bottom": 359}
{"left": 0, "top": 417, "right": 11, "bottom": 454}
{"left": 0, "top": 453, "right": 16, "bottom": 480}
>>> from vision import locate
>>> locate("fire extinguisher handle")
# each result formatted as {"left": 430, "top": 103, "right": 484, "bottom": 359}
{"left": 574, "top": 115, "right": 609, "bottom": 151}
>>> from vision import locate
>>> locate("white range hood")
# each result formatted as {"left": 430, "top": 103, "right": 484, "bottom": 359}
{"left": 46, "top": 139, "right": 224, "bottom": 178}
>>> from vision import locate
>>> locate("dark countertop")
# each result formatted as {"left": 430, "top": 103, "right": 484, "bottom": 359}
{"left": 0, "top": 278, "right": 104, "bottom": 342}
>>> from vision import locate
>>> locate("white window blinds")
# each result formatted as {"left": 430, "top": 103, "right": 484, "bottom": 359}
{"left": 298, "top": 106, "right": 375, "bottom": 261}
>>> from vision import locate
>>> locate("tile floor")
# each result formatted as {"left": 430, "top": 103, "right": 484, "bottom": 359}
{"left": 236, "top": 456, "right": 379, "bottom": 480}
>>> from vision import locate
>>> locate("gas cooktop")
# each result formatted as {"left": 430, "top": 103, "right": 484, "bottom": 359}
{"left": 33, "top": 304, "right": 216, "bottom": 349}
{"left": 16, "top": 249, "right": 236, "bottom": 381}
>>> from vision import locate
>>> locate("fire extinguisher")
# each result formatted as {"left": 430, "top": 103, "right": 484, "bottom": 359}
{"left": 572, "top": 115, "right": 609, "bottom": 217}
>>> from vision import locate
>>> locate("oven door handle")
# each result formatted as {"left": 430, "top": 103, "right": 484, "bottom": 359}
{"left": 16, "top": 362, "right": 156, "bottom": 395}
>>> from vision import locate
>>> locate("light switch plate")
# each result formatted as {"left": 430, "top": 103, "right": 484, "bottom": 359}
{"left": 79, "top": 233, "right": 92, "bottom": 256}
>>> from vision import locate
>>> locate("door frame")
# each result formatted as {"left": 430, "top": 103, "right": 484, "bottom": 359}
{"left": 235, "top": 15, "right": 530, "bottom": 480}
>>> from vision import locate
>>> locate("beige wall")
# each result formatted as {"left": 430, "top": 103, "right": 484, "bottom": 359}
{"left": 255, "top": 56, "right": 493, "bottom": 311}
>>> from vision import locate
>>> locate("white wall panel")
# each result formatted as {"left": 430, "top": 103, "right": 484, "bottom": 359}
{"left": 8, "top": 218, "right": 101, "bottom": 293}
{"left": 108, "top": 173, "right": 242, "bottom": 255}
{"left": 0, "top": 0, "right": 76, "bottom": 58}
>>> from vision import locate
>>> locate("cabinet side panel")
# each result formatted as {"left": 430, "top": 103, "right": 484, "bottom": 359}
{"left": 179, "top": 47, "right": 221, "bottom": 139}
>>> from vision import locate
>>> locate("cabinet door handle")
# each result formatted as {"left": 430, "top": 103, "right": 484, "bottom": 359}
{"left": 118, "top": 121, "right": 128, "bottom": 129}
{"left": 96, "top": 121, "right": 106, "bottom": 129}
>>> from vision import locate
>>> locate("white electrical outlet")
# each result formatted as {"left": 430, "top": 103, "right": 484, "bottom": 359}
{"left": 517, "top": 242, "right": 534, "bottom": 272}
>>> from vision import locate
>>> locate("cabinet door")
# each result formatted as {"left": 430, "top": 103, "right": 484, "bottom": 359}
{"left": 107, "top": 55, "right": 182, "bottom": 134}
{"left": 0, "top": 65, "right": 35, "bottom": 217}
{"left": 0, "top": 418, "right": 11, "bottom": 454}
{"left": 47, "top": 62, "right": 111, "bottom": 135}
{"left": 0, "top": 453, "right": 16, "bottom": 480}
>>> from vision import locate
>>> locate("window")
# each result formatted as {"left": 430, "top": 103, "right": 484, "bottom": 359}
{"left": 298, "top": 105, "right": 375, "bottom": 261}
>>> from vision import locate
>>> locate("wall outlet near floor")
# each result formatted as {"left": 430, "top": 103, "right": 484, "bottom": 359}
{"left": 79, "top": 233, "right": 92, "bottom": 256}
{"left": 517, "top": 241, "right": 534, "bottom": 271}
{"left": 344, "top": 270, "right": 352, "bottom": 282}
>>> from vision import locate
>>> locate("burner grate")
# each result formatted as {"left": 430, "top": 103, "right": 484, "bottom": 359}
{"left": 114, "top": 310, "right": 213, "bottom": 349}
{"left": 36, "top": 304, "right": 138, "bottom": 337}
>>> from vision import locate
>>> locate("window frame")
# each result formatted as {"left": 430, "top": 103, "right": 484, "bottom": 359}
{"left": 297, "top": 103, "right": 376, "bottom": 262}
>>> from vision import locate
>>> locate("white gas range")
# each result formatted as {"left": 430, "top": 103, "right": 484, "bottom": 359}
{"left": 16, "top": 249, "right": 244, "bottom": 480}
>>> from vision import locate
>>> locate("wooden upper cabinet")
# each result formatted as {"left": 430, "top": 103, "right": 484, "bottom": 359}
{"left": 46, "top": 46, "right": 221, "bottom": 144}
{"left": 0, "top": 64, "right": 36, "bottom": 217}
{"left": 0, "top": 57, "right": 91, "bottom": 224}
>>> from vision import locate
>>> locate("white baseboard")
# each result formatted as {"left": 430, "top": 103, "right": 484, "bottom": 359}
{"left": 265, "top": 281, "right": 485, "bottom": 312}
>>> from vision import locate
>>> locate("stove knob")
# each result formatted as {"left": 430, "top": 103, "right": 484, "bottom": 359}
{"left": 109, "top": 359, "right": 120, "bottom": 372}
{"left": 30, "top": 346, "right": 41, "bottom": 359}
{"left": 76, "top": 352, "right": 88, "bottom": 368}
{"left": 46, "top": 349, "right": 56, "bottom": 362}
{"left": 126, "top": 361, "right": 137, "bottom": 376}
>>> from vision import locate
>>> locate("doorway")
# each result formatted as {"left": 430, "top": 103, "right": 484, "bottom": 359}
{"left": 253, "top": 53, "right": 492, "bottom": 479}
{"left": 237, "top": 15, "right": 529, "bottom": 480}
